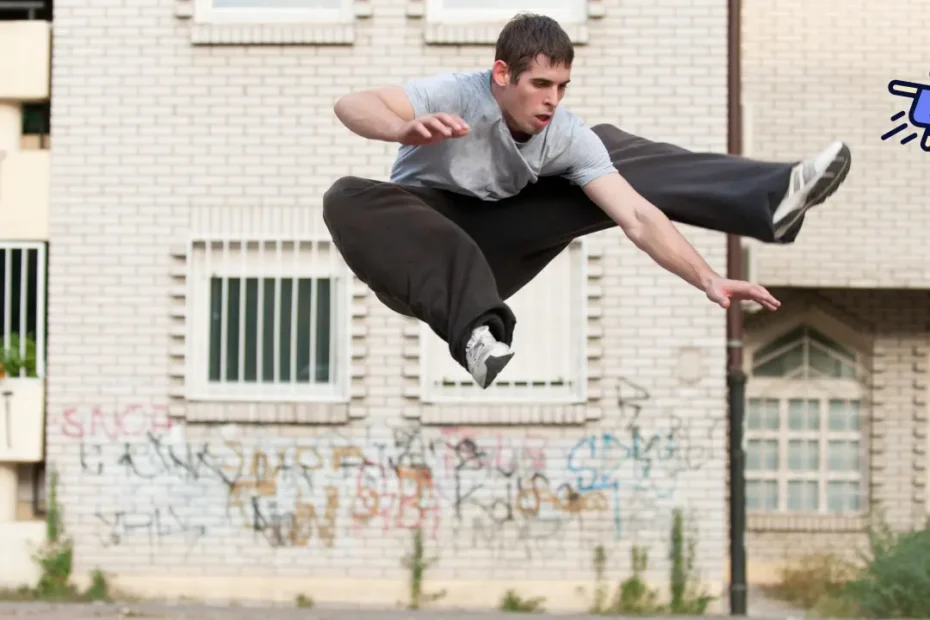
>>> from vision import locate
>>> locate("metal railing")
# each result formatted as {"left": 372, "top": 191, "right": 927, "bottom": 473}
{"left": 0, "top": 242, "right": 46, "bottom": 379}
{"left": 0, "top": 0, "right": 52, "bottom": 21}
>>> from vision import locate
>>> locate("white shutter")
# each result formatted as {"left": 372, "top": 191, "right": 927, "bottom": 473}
{"left": 421, "top": 242, "right": 585, "bottom": 403}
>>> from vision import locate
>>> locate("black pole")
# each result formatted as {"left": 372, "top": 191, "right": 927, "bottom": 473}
{"left": 726, "top": 0, "right": 748, "bottom": 614}
{"left": 727, "top": 366, "right": 747, "bottom": 614}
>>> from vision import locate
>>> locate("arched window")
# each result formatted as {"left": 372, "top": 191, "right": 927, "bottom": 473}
{"left": 745, "top": 322, "right": 865, "bottom": 516}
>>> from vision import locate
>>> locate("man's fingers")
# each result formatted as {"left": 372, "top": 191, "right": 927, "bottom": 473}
{"left": 425, "top": 117, "right": 453, "bottom": 136}
{"left": 413, "top": 122, "right": 433, "bottom": 139}
{"left": 748, "top": 284, "right": 780, "bottom": 310}
{"left": 754, "top": 285, "right": 780, "bottom": 308}
{"left": 712, "top": 280, "right": 780, "bottom": 312}
{"left": 435, "top": 113, "right": 468, "bottom": 131}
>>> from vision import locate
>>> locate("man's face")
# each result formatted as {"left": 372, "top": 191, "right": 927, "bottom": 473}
{"left": 491, "top": 54, "right": 571, "bottom": 139}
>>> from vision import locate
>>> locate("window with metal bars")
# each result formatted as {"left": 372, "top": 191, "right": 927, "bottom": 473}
{"left": 207, "top": 275, "right": 333, "bottom": 385}
{"left": 0, "top": 242, "right": 46, "bottom": 379}
{"left": 186, "top": 238, "right": 349, "bottom": 402}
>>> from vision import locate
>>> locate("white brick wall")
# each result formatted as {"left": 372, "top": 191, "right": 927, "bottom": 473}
{"left": 46, "top": 0, "right": 729, "bottom": 608}
{"left": 741, "top": 0, "right": 930, "bottom": 288}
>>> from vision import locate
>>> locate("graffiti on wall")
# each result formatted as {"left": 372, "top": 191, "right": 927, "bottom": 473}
{"left": 58, "top": 380, "right": 721, "bottom": 558}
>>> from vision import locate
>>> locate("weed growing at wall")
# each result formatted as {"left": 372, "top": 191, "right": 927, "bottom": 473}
{"left": 34, "top": 470, "right": 78, "bottom": 600}
{"left": 498, "top": 590, "right": 546, "bottom": 613}
{"left": 764, "top": 552, "right": 855, "bottom": 610}
{"left": 401, "top": 527, "right": 446, "bottom": 609}
{"left": 613, "top": 545, "right": 664, "bottom": 614}
{"left": 583, "top": 507, "right": 714, "bottom": 615}
{"left": 667, "top": 508, "right": 714, "bottom": 614}
{"left": 589, "top": 544, "right": 609, "bottom": 614}
{"left": 0, "top": 469, "right": 110, "bottom": 603}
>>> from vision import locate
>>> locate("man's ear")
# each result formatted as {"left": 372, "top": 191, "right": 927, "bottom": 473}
{"left": 491, "top": 60, "right": 511, "bottom": 87}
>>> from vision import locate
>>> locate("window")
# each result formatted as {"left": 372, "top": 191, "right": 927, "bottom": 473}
{"left": 0, "top": 242, "right": 46, "bottom": 380}
{"left": 420, "top": 242, "right": 586, "bottom": 403}
{"left": 425, "top": 0, "right": 587, "bottom": 25}
{"left": 194, "top": 0, "right": 354, "bottom": 23}
{"left": 745, "top": 325, "right": 865, "bottom": 515}
{"left": 186, "top": 238, "right": 350, "bottom": 402}
{"left": 16, "top": 462, "right": 45, "bottom": 519}
{"left": 20, "top": 102, "right": 50, "bottom": 150}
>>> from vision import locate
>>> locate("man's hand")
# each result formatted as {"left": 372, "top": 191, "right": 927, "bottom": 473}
{"left": 395, "top": 113, "right": 470, "bottom": 146}
{"left": 583, "top": 172, "right": 782, "bottom": 312}
{"left": 704, "top": 276, "right": 780, "bottom": 310}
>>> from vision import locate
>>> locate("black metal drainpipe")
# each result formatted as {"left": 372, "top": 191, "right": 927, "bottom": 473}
{"left": 727, "top": 0, "right": 748, "bottom": 614}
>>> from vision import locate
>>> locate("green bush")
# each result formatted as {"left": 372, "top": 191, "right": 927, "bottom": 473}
{"left": 0, "top": 333, "right": 38, "bottom": 378}
{"left": 840, "top": 520, "right": 930, "bottom": 618}
{"left": 769, "top": 519, "right": 930, "bottom": 618}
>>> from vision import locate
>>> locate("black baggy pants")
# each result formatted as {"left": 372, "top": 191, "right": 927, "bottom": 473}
{"left": 322, "top": 124, "right": 797, "bottom": 368}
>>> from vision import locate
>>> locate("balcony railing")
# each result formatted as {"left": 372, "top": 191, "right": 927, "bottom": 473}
{"left": 0, "top": 0, "right": 51, "bottom": 21}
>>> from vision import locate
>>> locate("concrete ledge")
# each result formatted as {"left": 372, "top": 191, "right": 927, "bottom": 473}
{"left": 67, "top": 574, "right": 725, "bottom": 614}
{"left": 0, "top": 520, "right": 45, "bottom": 588}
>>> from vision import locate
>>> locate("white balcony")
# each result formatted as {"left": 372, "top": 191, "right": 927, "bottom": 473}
{"left": 0, "top": 20, "right": 51, "bottom": 101}
{"left": 0, "top": 378, "right": 45, "bottom": 462}
{"left": 0, "top": 241, "right": 46, "bottom": 463}
{"left": 0, "top": 151, "right": 49, "bottom": 241}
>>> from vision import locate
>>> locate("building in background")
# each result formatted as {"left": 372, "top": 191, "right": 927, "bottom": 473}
{"left": 0, "top": 0, "right": 925, "bottom": 613}
{"left": 0, "top": 0, "right": 52, "bottom": 589}
{"left": 42, "top": 0, "right": 731, "bottom": 608}
{"left": 739, "top": 0, "right": 930, "bottom": 583}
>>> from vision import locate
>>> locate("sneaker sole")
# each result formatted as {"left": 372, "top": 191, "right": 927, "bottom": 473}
{"left": 808, "top": 142, "right": 852, "bottom": 208}
{"left": 480, "top": 352, "right": 514, "bottom": 389}
{"left": 775, "top": 143, "right": 852, "bottom": 239}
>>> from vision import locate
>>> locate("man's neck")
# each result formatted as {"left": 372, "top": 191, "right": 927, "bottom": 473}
{"left": 489, "top": 81, "right": 531, "bottom": 142}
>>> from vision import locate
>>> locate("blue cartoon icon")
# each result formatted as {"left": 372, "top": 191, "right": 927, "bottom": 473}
{"left": 884, "top": 79, "right": 930, "bottom": 151}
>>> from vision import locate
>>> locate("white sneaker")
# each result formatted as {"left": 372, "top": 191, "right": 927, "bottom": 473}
{"left": 772, "top": 141, "right": 852, "bottom": 240}
{"left": 465, "top": 325, "right": 514, "bottom": 389}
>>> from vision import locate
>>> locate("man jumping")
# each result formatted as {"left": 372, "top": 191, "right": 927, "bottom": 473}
{"left": 323, "top": 12, "right": 851, "bottom": 389}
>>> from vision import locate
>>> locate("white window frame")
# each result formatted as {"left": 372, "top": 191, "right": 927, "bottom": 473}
{"left": 419, "top": 240, "right": 587, "bottom": 404}
{"left": 425, "top": 0, "right": 588, "bottom": 25}
{"left": 0, "top": 241, "right": 46, "bottom": 380}
{"left": 185, "top": 238, "right": 352, "bottom": 403}
{"left": 744, "top": 314, "right": 869, "bottom": 517}
{"left": 745, "top": 384, "right": 865, "bottom": 516}
{"left": 194, "top": 0, "right": 354, "bottom": 24}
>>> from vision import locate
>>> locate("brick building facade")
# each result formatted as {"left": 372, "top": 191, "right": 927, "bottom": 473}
{"left": 0, "top": 0, "right": 925, "bottom": 612}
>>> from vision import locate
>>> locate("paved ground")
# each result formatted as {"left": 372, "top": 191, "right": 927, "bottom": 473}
{"left": 0, "top": 587, "right": 805, "bottom": 620}
{"left": 0, "top": 597, "right": 806, "bottom": 620}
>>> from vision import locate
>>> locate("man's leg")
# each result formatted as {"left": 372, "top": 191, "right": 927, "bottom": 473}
{"left": 451, "top": 128, "right": 851, "bottom": 305}
{"left": 321, "top": 176, "right": 515, "bottom": 387}
{"left": 591, "top": 124, "right": 852, "bottom": 244}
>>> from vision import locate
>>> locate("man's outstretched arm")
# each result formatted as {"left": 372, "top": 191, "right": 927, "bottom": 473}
{"left": 583, "top": 171, "right": 780, "bottom": 311}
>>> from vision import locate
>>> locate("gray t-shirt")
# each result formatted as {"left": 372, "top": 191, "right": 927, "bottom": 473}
{"left": 389, "top": 70, "right": 616, "bottom": 201}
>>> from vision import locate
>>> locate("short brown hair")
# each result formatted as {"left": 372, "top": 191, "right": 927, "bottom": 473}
{"left": 494, "top": 13, "right": 574, "bottom": 83}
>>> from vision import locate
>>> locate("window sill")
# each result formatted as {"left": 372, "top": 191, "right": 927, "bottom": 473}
{"left": 181, "top": 400, "right": 356, "bottom": 424}
{"left": 402, "top": 403, "right": 599, "bottom": 425}
{"left": 421, "top": 22, "right": 588, "bottom": 45}
{"left": 748, "top": 512, "right": 869, "bottom": 533}
{"left": 188, "top": 22, "right": 355, "bottom": 46}
{"left": 175, "top": 0, "right": 368, "bottom": 45}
